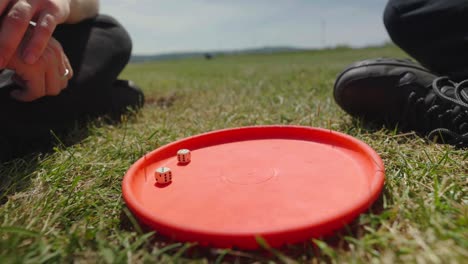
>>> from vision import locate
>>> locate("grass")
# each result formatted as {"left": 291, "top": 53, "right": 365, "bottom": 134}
{"left": 1, "top": 44, "right": 467, "bottom": 263}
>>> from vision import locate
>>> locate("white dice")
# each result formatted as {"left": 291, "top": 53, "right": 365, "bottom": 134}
{"left": 177, "top": 149, "right": 191, "bottom": 164}
{"left": 155, "top": 167, "right": 172, "bottom": 184}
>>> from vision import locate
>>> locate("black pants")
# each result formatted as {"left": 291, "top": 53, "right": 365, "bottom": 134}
{"left": 0, "top": 15, "right": 132, "bottom": 139}
{"left": 384, "top": 0, "right": 468, "bottom": 81}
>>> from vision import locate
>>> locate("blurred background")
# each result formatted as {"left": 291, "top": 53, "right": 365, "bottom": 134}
{"left": 101, "top": 0, "right": 389, "bottom": 56}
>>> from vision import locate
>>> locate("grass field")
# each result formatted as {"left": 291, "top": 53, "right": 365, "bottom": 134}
{"left": 0, "top": 45, "right": 467, "bottom": 263}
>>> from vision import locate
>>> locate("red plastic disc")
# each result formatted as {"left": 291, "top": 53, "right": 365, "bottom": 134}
{"left": 122, "top": 126, "right": 385, "bottom": 249}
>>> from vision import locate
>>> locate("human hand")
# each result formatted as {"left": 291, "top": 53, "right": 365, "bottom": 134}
{"left": 6, "top": 34, "right": 73, "bottom": 102}
{"left": 0, "top": 0, "right": 71, "bottom": 68}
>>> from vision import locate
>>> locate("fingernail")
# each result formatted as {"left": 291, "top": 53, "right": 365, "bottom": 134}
{"left": 23, "top": 50, "right": 37, "bottom": 64}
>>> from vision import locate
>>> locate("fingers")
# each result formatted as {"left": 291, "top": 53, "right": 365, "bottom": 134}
{"left": 10, "top": 37, "right": 72, "bottom": 102}
{"left": 10, "top": 67, "right": 45, "bottom": 102}
{"left": 60, "top": 38, "right": 73, "bottom": 78}
{"left": 0, "top": 0, "right": 37, "bottom": 68}
{"left": 0, "top": 1, "right": 10, "bottom": 15}
{"left": 62, "top": 49, "right": 73, "bottom": 80}
{"left": 50, "top": 36, "right": 72, "bottom": 81}
{"left": 44, "top": 65, "right": 60, "bottom": 96}
{"left": 47, "top": 37, "right": 70, "bottom": 94}
{"left": 0, "top": 0, "right": 70, "bottom": 67}
{"left": 23, "top": 10, "right": 58, "bottom": 64}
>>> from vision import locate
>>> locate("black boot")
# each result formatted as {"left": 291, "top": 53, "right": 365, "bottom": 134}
{"left": 334, "top": 58, "right": 468, "bottom": 147}
{"left": 109, "top": 79, "right": 145, "bottom": 119}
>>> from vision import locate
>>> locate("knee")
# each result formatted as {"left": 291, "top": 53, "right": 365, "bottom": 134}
{"left": 383, "top": 1, "right": 405, "bottom": 43}
{"left": 94, "top": 14, "right": 133, "bottom": 67}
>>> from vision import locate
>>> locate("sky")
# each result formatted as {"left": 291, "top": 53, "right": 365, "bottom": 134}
{"left": 100, "top": 0, "right": 390, "bottom": 55}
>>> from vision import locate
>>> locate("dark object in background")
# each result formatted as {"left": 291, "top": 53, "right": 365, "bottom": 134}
{"left": 204, "top": 53, "right": 213, "bottom": 60}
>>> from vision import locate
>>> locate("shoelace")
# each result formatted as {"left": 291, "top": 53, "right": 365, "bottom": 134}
{"left": 427, "top": 77, "right": 468, "bottom": 146}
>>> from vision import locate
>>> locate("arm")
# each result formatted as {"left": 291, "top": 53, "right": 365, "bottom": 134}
{"left": 66, "top": 0, "right": 99, "bottom": 24}
{"left": 7, "top": 33, "right": 73, "bottom": 102}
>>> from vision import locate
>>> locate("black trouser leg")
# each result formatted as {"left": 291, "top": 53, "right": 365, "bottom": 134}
{"left": 384, "top": 0, "right": 468, "bottom": 81}
{"left": 0, "top": 14, "right": 132, "bottom": 139}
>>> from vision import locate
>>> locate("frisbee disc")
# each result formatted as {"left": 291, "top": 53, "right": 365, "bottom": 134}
{"left": 122, "top": 126, "right": 385, "bottom": 249}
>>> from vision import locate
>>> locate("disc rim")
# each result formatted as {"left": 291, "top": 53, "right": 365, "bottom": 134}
{"left": 122, "top": 125, "right": 385, "bottom": 248}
